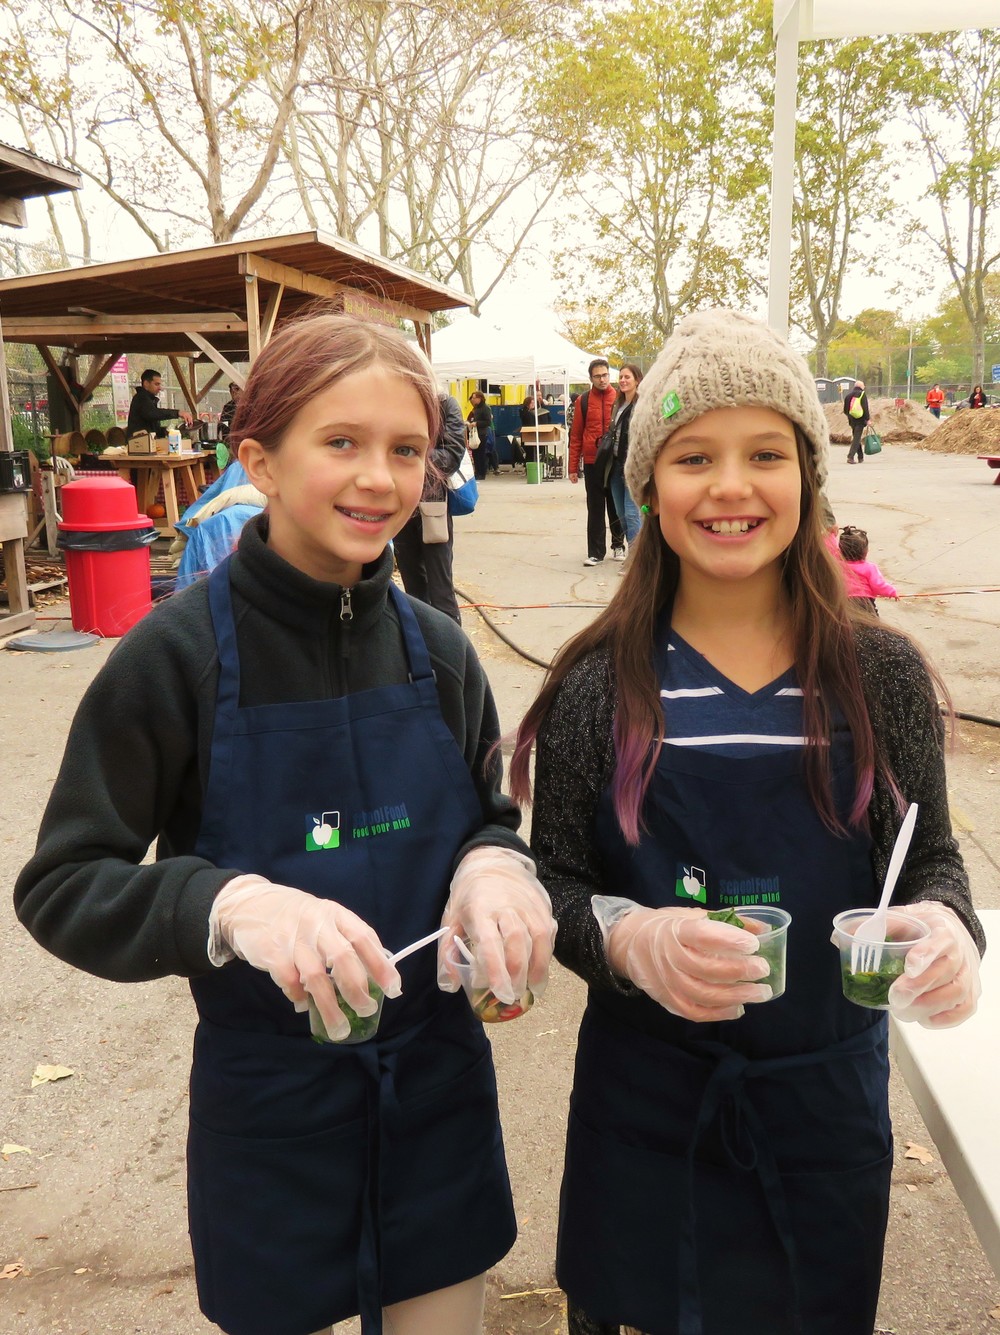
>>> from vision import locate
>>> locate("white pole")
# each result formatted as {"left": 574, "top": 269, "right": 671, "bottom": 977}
{"left": 530, "top": 357, "right": 541, "bottom": 484}
{"left": 907, "top": 326, "right": 914, "bottom": 401}
{"left": 767, "top": 0, "right": 800, "bottom": 338}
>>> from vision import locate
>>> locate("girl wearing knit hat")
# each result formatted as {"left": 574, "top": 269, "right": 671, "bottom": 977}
{"left": 510, "top": 310, "right": 982, "bottom": 1335}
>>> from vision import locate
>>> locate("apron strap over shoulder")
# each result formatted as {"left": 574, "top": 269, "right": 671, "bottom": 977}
{"left": 207, "top": 558, "right": 241, "bottom": 722}
{"left": 388, "top": 583, "right": 435, "bottom": 684}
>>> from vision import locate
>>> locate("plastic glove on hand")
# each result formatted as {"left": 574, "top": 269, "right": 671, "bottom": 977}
{"left": 593, "top": 896, "right": 771, "bottom": 1022}
{"left": 888, "top": 901, "right": 981, "bottom": 1029}
{"left": 209, "top": 875, "right": 401, "bottom": 1041}
{"left": 437, "top": 848, "right": 555, "bottom": 1005}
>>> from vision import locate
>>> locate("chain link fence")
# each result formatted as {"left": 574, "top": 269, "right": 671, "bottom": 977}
{"left": 0, "top": 236, "right": 87, "bottom": 278}
{"left": 6, "top": 342, "right": 240, "bottom": 460}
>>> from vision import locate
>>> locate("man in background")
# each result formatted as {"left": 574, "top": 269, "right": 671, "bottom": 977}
{"left": 219, "top": 382, "right": 242, "bottom": 440}
{"left": 127, "top": 369, "right": 193, "bottom": 438}
{"left": 925, "top": 383, "right": 945, "bottom": 418}
{"left": 568, "top": 358, "right": 624, "bottom": 566}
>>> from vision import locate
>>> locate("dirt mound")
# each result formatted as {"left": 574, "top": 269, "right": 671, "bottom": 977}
{"left": 914, "top": 408, "right": 1000, "bottom": 456}
{"left": 825, "top": 398, "right": 936, "bottom": 444}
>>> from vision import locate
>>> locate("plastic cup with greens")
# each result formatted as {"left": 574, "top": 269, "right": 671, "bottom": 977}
{"left": 707, "top": 905, "right": 791, "bottom": 1000}
{"left": 447, "top": 936, "right": 534, "bottom": 1024}
{"left": 833, "top": 908, "right": 931, "bottom": 1010}
{"left": 308, "top": 980, "right": 385, "bottom": 1046}
{"left": 308, "top": 926, "right": 448, "bottom": 1045}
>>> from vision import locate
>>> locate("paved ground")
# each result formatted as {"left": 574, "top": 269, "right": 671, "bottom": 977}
{"left": 2, "top": 438, "right": 1000, "bottom": 1334}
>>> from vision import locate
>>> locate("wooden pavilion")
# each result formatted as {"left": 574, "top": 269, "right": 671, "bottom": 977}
{"left": 0, "top": 142, "right": 81, "bottom": 638}
{"left": 0, "top": 230, "right": 473, "bottom": 425}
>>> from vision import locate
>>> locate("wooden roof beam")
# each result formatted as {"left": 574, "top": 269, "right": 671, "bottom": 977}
{"left": 185, "top": 331, "right": 246, "bottom": 389}
{"left": 238, "top": 252, "right": 431, "bottom": 330}
{"left": 0, "top": 196, "right": 28, "bottom": 228}
{"left": 2, "top": 313, "right": 247, "bottom": 339}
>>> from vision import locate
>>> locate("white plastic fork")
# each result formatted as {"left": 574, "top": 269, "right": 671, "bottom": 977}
{"left": 388, "top": 925, "right": 449, "bottom": 966}
{"left": 850, "top": 802, "right": 918, "bottom": 975}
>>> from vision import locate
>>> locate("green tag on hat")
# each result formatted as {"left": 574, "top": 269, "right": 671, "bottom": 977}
{"left": 661, "top": 390, "right": 682, "bottom": 420}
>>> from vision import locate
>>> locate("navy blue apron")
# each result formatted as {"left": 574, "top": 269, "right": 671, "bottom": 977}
{"left": 557, "top": 675, "right": 890, "bottom": 1335}
{"left": 186, "top": 560, "right": 516, "bottom": 1335}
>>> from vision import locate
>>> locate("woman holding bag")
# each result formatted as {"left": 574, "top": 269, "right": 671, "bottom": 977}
{"left": 394, "top": 391, "right": 467, "bottom": 623}
{"left": 844, "top": 379, "right": 870, "bottom": 464}
{"left": 467, "top": 391, "right": 496, "bottom": 480}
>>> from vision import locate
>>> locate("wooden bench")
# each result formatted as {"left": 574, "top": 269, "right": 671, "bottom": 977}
{"left": 977, "top": 455, "right": 1000, "bottom": 484}
{"left": 890, "top": 907, "right": 1000, "bottom": 1279}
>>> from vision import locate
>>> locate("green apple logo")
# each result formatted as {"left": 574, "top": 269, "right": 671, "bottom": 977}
{"left": 675, "top": 864, "right": 706, "bottom": 903}
{"left": 306, "top": 811, "right": 340, "bottom": 851}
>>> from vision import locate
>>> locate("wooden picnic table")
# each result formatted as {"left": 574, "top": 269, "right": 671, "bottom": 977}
{"left": 890, "top": 907, "right": 1000, "bottom": 1280}
{"left": 112, "top": 450, "right": 213, "bottom": 537}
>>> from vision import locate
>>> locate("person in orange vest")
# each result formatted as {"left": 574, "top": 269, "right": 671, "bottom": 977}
{"left": 925, "top": 384, "right": 945, "bottom": 418}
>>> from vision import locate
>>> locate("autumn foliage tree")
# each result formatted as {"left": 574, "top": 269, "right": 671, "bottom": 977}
{"left": 530, "top": 0, "right": 772, "bottom": 346}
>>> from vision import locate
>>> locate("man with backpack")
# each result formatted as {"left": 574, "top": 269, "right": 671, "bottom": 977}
{"left": 843, "top": 379, "right": 871, "bottom": 465}
{"left": 569, "top": 358, "right": 625, "bottom": 565}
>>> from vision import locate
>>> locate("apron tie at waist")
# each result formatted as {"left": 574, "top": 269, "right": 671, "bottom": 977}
{"left": 353, "top": 1014, "right": 434, "bottom": 1335}
{"left": 677, "top": 1026, "right": 884, "bottom": 1335}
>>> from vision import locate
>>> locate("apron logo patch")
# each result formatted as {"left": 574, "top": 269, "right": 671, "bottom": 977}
{"left": 306, "top": 811, "right": 341, "bottom": 851}
{"left": 351, "top": 802, "right": 411, "bottom": 840}
{"left": 718, "top": 876, "right": 782, "bottom": 905}
{"left": 675, "top": 864, "right": 706, "bottom": 903}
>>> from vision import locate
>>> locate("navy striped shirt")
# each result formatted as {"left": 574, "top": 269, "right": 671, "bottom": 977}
{"left": 660, "top": 633, "right": 806, "bottom": 757}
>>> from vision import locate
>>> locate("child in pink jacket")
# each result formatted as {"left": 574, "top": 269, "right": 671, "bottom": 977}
{"left": 838, "top": 525, "right": 898, "bottom": 615}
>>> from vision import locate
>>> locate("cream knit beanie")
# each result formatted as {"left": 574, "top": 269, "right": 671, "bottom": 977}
{"left": 625, "top": 309, "right": 830, "bottom": 505}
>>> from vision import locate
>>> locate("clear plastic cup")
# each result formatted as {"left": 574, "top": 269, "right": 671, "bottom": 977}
{"left": 308, "top": 980, "right": 385, "bottom": 1045}
{"left": 446, "top": 939, "right": 534, "bottom": 1024}
{"left": 730, "top": 905, "right": 790, "bottom": 1001}
{"left": 832, "top": 908, "right": 931, "bottom": 1010}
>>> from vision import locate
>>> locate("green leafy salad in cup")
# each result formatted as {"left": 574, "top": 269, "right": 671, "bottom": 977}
{"left": 707, "top": 907, "right": 785, "bottom": 995}
{"left": 840, "top": 956, "right": 905, "bottom": 1009}
{"left": 309, "top": 980, "right": 383, "bottom": 1045}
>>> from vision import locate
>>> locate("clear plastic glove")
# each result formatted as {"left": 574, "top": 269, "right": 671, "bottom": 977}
{"left": 592, "top": 895, "right": 772, "bottom": 1022}
{"left": 437, "top": 848, "right": 556, "bottom": 1006}
{"left": 888, "top": 900, "right": 981, "bottom": 1029}
{"left": 209, "top": 874, "right": 402, "bottom": 1042}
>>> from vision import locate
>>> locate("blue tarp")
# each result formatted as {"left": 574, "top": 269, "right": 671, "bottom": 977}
{"left": 174, "top": 460, "right": 264, "bottom": 590}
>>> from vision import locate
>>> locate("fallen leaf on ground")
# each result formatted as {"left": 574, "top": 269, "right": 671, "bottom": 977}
{"left": 31, "top": 1065, "right": 74, "bottom": 1088}
{"left": 1, "top": 1144, "right": 32, "bottom": 1158}
{"left": 0, "top": 1261, "right": 24, "bottom": 1280}
{"left": 904, "top": 1141, "right": 934, "bottom": 1165}
{"left": 153, "top": 1282, "right": 174, "bottom": 1295}
{"left": 988, "top": 1305, "right": 1000, "bottom": 1320}
{"left": 904, "top": 1184, "right": 918, "bottom": 1193}
{"left": 73, "top": 1267, "right": 89, "bottom": 1275}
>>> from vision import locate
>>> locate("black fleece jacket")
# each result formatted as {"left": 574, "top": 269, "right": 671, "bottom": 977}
{"left": 15, "top": 515, "right": 528, "bottom": 982}
{"left": 126, "top": 385, "right": 184, "bottom": 438}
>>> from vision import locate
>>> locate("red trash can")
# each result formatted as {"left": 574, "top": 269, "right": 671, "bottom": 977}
{"left": 58, "top": 476, "right": 156, "bottom": 637}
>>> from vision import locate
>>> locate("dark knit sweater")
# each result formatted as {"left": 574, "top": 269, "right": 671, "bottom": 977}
{"left": 531, "top": 626, "right": 983, "bottom": 999}
{"left": 15, "top": 515, "right": 528, "bottom": 983}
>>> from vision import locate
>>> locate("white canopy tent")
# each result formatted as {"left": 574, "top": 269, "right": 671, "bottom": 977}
{"left": 432, "top": 316, "right": 602, "bottom": 483}
{"left": 769, "top": 1, "right": 999, "bottom": 336}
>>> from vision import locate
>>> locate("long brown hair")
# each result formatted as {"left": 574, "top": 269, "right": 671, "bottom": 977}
{"left": 616, "top": 363, "right": 644, "bottom": 406}
{"left": 509, "top": 426, "right": 902, "bottom": 843}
